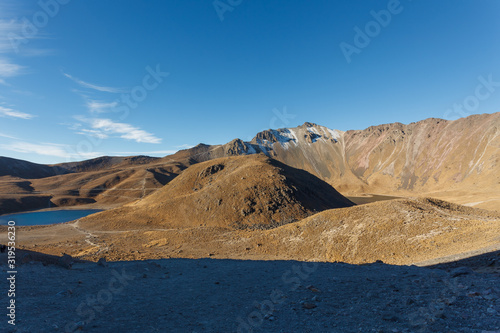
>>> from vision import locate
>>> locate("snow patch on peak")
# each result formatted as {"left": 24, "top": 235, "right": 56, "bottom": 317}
{"left": 276, "top": 128, "right": 297, "bottom": 142}
{"left": 273, "top": 128, "right": 299, "bottom": 149}
{"left": 258, "top": 143, "right": 269, "bottom": 155}
{"left": 311, "top": 126, "right": 342, "bottom": 143}
{"left": 251, "top": 123, "right": 342, "bottom": 151}
{"left": 245, "top": 143, "right": 257, "bottom": 154}
{"left": 326, "top": 128, "right": 341, "bottom": 141}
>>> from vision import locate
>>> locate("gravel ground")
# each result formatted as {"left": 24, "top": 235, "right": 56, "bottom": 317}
{"left": 1, "top": 258, "right": 499, "bottom": 333}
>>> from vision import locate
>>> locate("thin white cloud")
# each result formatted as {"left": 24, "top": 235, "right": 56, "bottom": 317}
{"left": 11, "top": 89, "right": 42, "bottom": 98}
{"left": 0, "top": 11, "right": 26, "bottom": 81}
{"left": 68, "top": 123, "right": 81, "bottom": 130}
{"left": 60, "top": 122, "right": 82, "bottom": 131}
{"left": 0, "top": 2, "right": 54, "bottom": 52}
{"left": 76, "top": 129, "right": 108, "bottom": 139}
{"left": 0, "top": 106, "right": 35, "bottom": 119}
{"left": 0, "top": 3, "right": 52, "bottom": 86}
{"left": 20, "top": 48, "right": 56, "bottom": 57}
{"left": 175, "top": 144, "right": 194, "bottom": 149}
{"left": 0, "top": 57, "right": 23, "bottom": 77}
{"left": 0, "top": 131, "right": 18, "bottom": 139}
{"left": 91, "top": 118, "right": 161, "bottom": 143}
{"left": 75, "top": 117, "right": 162, "bottom": 144}
{"left": 86, "top": 100, "right": 118, "bottom": 113}
{"left": 0, "top": 141, "right": 101, "bottom": 160}
{"left": 0, "top": 16, "right": 22, "bottom": 53}
{"left": 63, "top": 72, "right": 125, "bottom": 93}
{"left": 113, "top": 150, "right": 177, "bottom": 156}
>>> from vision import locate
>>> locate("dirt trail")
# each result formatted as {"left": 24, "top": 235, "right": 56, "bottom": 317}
{"left": 68, "top": 220, "right": 109, "bottom": 255}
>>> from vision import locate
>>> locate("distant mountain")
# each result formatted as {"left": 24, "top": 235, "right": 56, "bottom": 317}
{"left": 164, "top": 112, "right": 499, "bottom": 210}
{"left": 0, "top": 156, "right": 69, "bottom": 179}
{"left": 54, "top": 155, "right": 160, "bottom": 173}
{"left": 0, "top": 156, "right": 188, "bottom": 214}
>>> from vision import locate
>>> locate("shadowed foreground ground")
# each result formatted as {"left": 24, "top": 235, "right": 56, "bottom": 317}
{"left": 1, "top": 254, "right": 499, "bottom": 333}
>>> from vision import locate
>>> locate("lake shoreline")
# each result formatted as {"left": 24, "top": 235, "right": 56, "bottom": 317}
{"left": 0, "top": 203, "right": 117, "bottom": 217}
{"left": 0, "top": 209, "right": 104, "bottom": 226}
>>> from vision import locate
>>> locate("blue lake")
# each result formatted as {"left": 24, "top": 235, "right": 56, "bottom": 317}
{"left": 0, "top": 209, "right": 102, "bottom": 226}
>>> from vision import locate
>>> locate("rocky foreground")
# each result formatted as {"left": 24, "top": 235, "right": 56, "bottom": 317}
{"left": 1, "top": 254, "right": 499, "bottom": 333}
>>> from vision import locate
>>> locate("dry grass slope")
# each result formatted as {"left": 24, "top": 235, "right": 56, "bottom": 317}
{"left": 79, "top": 154, "right": 354, "bottom": 230}
{"left": 8, "top": 197, "right": 498, "bottom": 267}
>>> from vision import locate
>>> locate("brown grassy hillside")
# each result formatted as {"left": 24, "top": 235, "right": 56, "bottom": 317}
{"left": 9, "top": 198, "right": 499, "bottom": 266}
{"left": 79, "top": 155, "right": 354, "bottom": 230}
{"left": 0, "top": 158, "right": 189, "bottom": 214}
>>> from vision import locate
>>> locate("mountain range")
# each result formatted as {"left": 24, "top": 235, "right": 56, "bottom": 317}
{"left": 1, "top": 112, "right": 498, "bottom": 215}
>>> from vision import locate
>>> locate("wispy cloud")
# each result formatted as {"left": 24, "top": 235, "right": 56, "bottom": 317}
{"left": 63, "top": 72, "right": 125, "bottom": 93}
{"left": 0, "top": 58, "right": 23, "bottom": 77}
{"left": 0, "top": 2, "right": 55, "bottom": 54}
{"left": 113, "top": 150, "right": 177, "bottom": 156}
{"left": 0, "top": 2, "right": 52, "bottom": 89}
{"left": 0, "top": 7, "right": 26, "bottom": 81}
{"left": 0, "top": 106, "right": 35, "bottom": 119}
{"left": 0, "top": 141, "right": 102, "bottom": 159}
{"left": 75, "top": 117, "right": 162, "bottom": 144}
{"left": 175, "top": 144, "right": 194, "bottom": 149}
{"left": 76, "top": 128, "right": 109, "bottom": 139}
{"left": 0, "top": 131, "right": 18, "bottom": 139}
{"left": 0, "top": 13, "right": 22, "bottom": 53}
{"left": 11, "top": 89, "right": 42, "bottom": 97}
{"left": 20, "top": 48, "right": 56, "bottom": 57}
{"left": 86, "top": 100, "right": 118, "bottom": 113}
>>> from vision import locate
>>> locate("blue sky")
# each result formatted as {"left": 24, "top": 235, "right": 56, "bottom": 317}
{"left": 1, "top": 0, "right": 500, "bottom": 164}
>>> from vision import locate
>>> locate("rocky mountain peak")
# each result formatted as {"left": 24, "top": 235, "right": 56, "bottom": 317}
{"left": 302, "top": 122, "right": 319, "bottom": 128}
